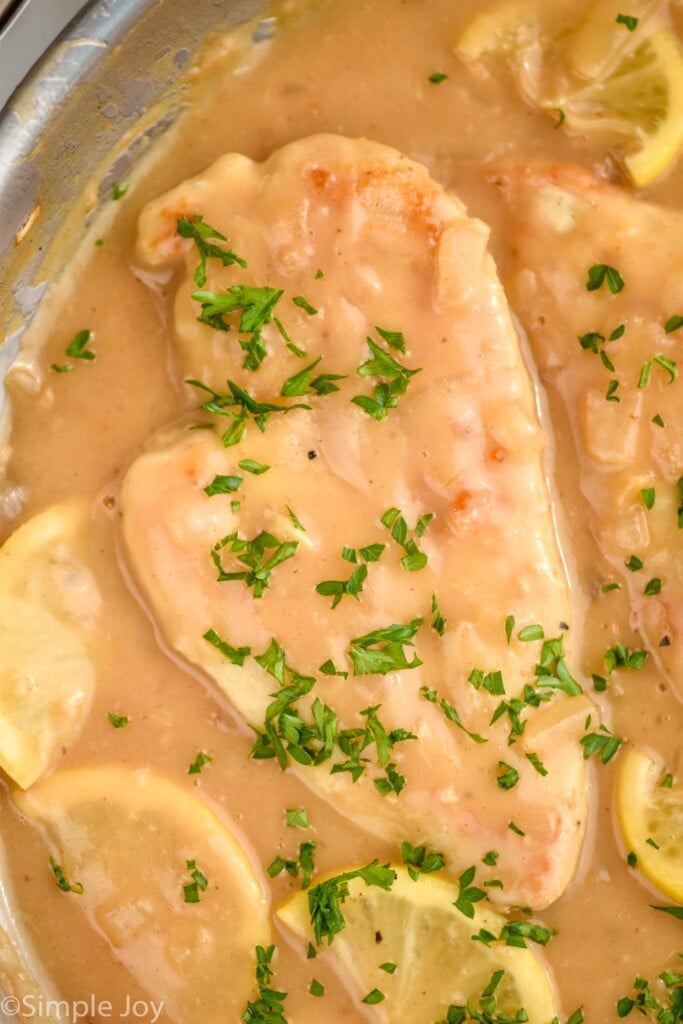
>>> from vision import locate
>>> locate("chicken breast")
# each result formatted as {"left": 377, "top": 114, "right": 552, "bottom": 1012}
{"left": 124, "top": 135, "right": 590, "bottom": 909}
{"left": 484, "top": 163, "right": 683, "bottom": 702}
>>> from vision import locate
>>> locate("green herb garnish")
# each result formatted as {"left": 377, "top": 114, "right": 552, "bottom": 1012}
{"left": 49, "top": 856, "right": 83, "bottom": 894}
{"left": 586, "top": 263, "right": 625, "bottom": 293}
{"left": 107, "top": 712, "right": 130, "bottom": 729}
{"left": 176, "top": 214, "right": 246, "bottom": 286}
{"left": 188, "top": 750, "right": 213, "bottom": 775}
{"left": 182, "top": 859, "right": 208, "bottom": 903}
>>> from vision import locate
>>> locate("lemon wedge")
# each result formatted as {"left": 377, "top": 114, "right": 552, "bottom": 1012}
{"left": 455, "top": 0, "right": 683, "bottom": 187}
{"left": 617, "top": 747, "right": 683, "bottom": 902}
{"left": 277, "top": 865, "right": 558, "bottom": 1022}
{"left": 15, "top": 766, "right": 269, "bottom": 1023}
{"left": 0, "top": 504, "right": 97, "bottom": 788}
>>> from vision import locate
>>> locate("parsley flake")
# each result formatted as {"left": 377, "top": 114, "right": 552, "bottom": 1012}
{"left": 66, "top": 329, "right": 95, "bottom": 361}
{"left": 204, "top": 474, "right": 242, "bottom": 496}
{"left": 49, "top": 856, "right": 83, "bottom": 894}
{"left": 176, "top": 214, "right": 246, "bottom": 287}
{"left": 349, "top": 620, "right": 422, "bottom": 675}
{"left": 586, "top": 263, "right": 625, "bottom": 293}
{"left": 400, "top": 840, "right": 446, "bottom": 880}
{"left": 188, "top": 750, "right": 212, "bottom": 775}
{"left": 307, "top": 862, "right": 395, "bottom": 945}
{"left": 107, "top": 712, "right": 129, "bottom": 729}
{"left": 182, "top": 859, "right": 208, "bottom": 903}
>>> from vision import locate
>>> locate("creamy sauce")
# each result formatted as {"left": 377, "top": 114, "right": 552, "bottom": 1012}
{"left": 1, "top": 1, "right": 682, "bottom": 1022}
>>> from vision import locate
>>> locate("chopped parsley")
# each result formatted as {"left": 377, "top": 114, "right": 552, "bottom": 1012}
{"left": 518, "top": 624, "right": 544, "bottom": 642}
{"left": 286, "top": 808, "right": 309, "bottom": 829}
{"left": 653, "top": 354, "right": 678, "bottom": 383}
{"left": 453, "top": 865, "right": 487, "bottom": 919}
{"left": 641, "top": 487, "right": 656, "bottom": 510}
{"left": 351, "top": 335, "right": 421, "bottom": 421}
{"left": 66, "top": 329, "right": 95, "bottom": 361}
{"left": 617, "top": 961, "right": 683, "bottom": 1019}
{"left": 616, "top": 13, "right": 638, "bottom": 30}
{"left": 604, "top": 643, "right": 648, "bottom": 672}
{"left": 375, "top": 326, "right": 406, "bottom": 352}
{"left": 525, "top": 751, "right": 548, "bottom": 776}
{"left": 286, "top": 506, "right": 306, "bottom": 532}
{"left": 644, "top": 577, "right": 662, "bottom": 596}
{"left": 307, "top": 861, "right": 395, "bottom": 945}
{"left": 504, "top": 614, "right": 515, "bottom": 644}
{"left": 362, "top": 989, "right": 385, "bottom": 1005}
{"left": 182, "top": 859, "right": 208, "bottom": 903}
{"left": 309, "top": 979, "right": 325, "bottom": 997}
{"left": 625, "top": 554, "right": 644, "bottom": 571}
{"left": 292, "top": 295, "right": 318, "bottom": 316}
{"left": 348, "top": 620, "right": 422, "bottom": 675}
{"left": 267, "top": 840, "right": 316, "bottom": 889}
{"left": 508, "top": 821, "right": 525, "bottom": 836}
{"left": 241, "top": 945, "right": 289, "bottom": 1024}
{"left": 428, "top": 71, "right": 448, "bottom": 84}
{"left": 400, "top": 840, "right": 446, "bottom": 880}
{"left": 586, "top": 263, "right": 625, "bottom": 294}
{"left": 203, "top": 627, "right": 251, "bottom": 666}
{"left": 316, "top": 563, "right": 368, "bottom": 608}
{"left": 606, "top": 379, "right": 620, "bottom": 402}
{"left": 107, "top": 712, "right": 130, "bottom": 729}
{"left": 581, "top": 724, "right": 625, "bottom": 764}
{"left": 176, "top": 214, "right": 246, "bottom": 287}
{"left": 188, "top": 750, "right": 213, "bottom": 774}
{"left": 273, "top": 316, "right": 306, "bottom": 358}
{"left": 496, "top": 761, "right": 520, "bottom": 790}
{"left": 665, "top": 314, "right": 683, "bottom": 333}
{"left": 111, "top": 181, "right": 130, "bottom": 200}
{"left": 237, "top": 459, "right": 270, "bottom": 475}
{"left": 421, "top": 685, "right": 487, "bottom": 744}
{"left": 431, "top": 592, "right": 447, "bottom": 636}
{"left": 211, "top": 530, "right": 298, "bottom": 597}
{"left": 191, "top": 285, "right": 282, "bottom": 370}
{"left": 204, "top": 474, "right": 242, "bottom": 495}
{"left": 186, "top": 377, "right": 309, "bottom": 446}
{"left": 527, "top": 635, "right": 583, "bottom": 696}
{"left": 49, "top": 856, "right": 83, "bottom": 894}
{"left": 280, "top": 356, "right": 346, "bottom": 397}
{"left": 381, "top": 506, "right": 433, "bottom": 571}
{"left": 341, "top": 542, "right": 386, "bottom": 563}
{"left": 250, "top": 647, "right": 415, "bottom": 792}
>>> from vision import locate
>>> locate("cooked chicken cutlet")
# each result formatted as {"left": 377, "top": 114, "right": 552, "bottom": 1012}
{"left": 484, "top": 163, "right": 683, "bottom": 702}
{"left": 124, "top": 135, "right": 590, "bottom": 909}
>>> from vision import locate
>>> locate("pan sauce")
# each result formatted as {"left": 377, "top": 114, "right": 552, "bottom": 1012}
{"left": 1, "top": 0, "right": 682, "bottom": 1021}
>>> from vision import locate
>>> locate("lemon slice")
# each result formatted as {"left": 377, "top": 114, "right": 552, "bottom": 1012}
{"left": 0, "top": 504, "right": 98, "bottom": 788}
{"left": 15, "top": 766, "right": 269, "bottom": 1023}
{"left": 617, "top": 747, "right": 683, "bottom": 902}
{"left": 277, "top": 865, "right": 558, "bottom": 1022}
{"left": 455, "top": 0, "right": 683, "bottom": 187}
